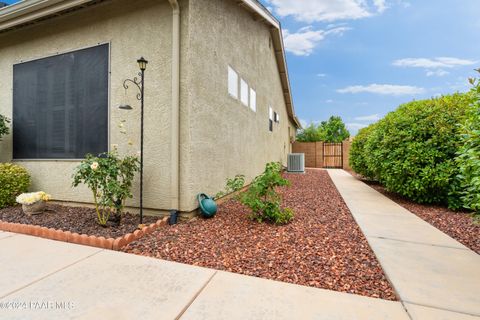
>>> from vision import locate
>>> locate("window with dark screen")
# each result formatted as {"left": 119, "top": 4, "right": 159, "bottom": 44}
{"left": 13, "top": 44, "right": 109, "bottom": 159}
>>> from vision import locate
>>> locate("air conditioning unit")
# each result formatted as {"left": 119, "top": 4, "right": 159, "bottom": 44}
{"left": 287, "top": 153, "right": 305, "bottom": 173}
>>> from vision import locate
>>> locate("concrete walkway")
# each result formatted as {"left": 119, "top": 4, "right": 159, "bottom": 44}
{"left": 0, "top": 232, "right": 412, "bottom": 319}
{"left": 328, "top": 169, "right": 480, "bottom": 320}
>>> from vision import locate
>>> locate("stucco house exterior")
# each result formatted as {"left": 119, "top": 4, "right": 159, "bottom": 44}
{"left": 0, "top": 0, "right": 300, "bottom": 215}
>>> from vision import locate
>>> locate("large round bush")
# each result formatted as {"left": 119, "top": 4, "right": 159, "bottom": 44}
{"left": 456, "top": 78, "right": 480, "bottom": 215}
{"left": 349, "top": 123, "right": 377, "bottom": 179}
{"left": 0, "top": 163, "right": 31, "bottom": 209}
{"left": 351, "top": 93, "right": 472, "bottom": 205}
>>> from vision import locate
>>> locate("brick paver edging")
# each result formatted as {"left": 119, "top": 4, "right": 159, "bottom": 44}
{"left": 0, "top": 217, "right": 168, "bottom": 250}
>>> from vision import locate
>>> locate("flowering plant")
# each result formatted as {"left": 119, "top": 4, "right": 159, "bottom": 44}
{"left": 16, "top": 191, "right": 51, "bottom": 205}
{"left": 72, "top": 151, "right": 139, "bottom": 226}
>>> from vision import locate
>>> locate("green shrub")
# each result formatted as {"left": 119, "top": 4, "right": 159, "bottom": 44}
{"left": 215, "top": 174, "right": 245, "bottom": 199}
{"left": 349, "top": 123, "right": 378, "bottom": 179}
{"left": 350, "top": 93, "right": 471, "bottom": 205}
{"left": 456, "top": 75, "right": 480, "bottom": 217}
{"left": 0, "top": 163, "right": 31, "bottom": 209}
{"left": 240, "top": 162, "right": 293, "bottom": 224}
{"left": 72, "top": 151, "right": 139, "bottom": 226}
{"left": 0, "top": 114, "right": 9, "bottom": 141}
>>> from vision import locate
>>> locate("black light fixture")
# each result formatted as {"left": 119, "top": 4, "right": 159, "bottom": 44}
{"left": 137, "top": 57, "right": 148, "bottom": 71}
{"left": 119, "top": 57, "right": 148, "bottom": 225}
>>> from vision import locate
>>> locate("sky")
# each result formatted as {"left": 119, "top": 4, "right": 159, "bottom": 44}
{"left": 259, "top": 0, "right": 480, "bottom": 134}
{"left": 3, "top": 0, "right": 480, "bottom": 134}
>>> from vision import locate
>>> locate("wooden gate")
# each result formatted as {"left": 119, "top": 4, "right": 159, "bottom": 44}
{"left": 292, "top": 141, "right": 347, "bottom": 168}
{"left": 323, "top": 143, "right": 343, "bottom": 168}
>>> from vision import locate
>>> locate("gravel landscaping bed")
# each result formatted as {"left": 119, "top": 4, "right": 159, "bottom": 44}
{"left": 123, "top": 169, "right": 397, "bottom": 300}
{"left": 364, "top": 181, "right": 480, "bottom": 254}
{"left": 0, "top": 204, "right": 158, "bottom": 239}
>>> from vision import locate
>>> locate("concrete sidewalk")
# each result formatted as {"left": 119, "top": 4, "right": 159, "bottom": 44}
{"left": 328, "top": 169, "right": 480, "bottom": 320}
{"left": 0, "top": 232, "right": 409, "bottom": 319}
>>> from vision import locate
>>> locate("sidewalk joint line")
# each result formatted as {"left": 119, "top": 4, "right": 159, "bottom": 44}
{"left": 403, "top": 300, "right": 480, "bottom": 317}
{"left": 175, "top": 270, "right": 217, "bottom": 320}
{"left": 400, "top": 301, "right": 414, "bottom": 320}
{"left": 0, "top": 249, "right": 103, "bottom": 300}
{"left": 368, "top": 236, "right": 469, "bottom": 251}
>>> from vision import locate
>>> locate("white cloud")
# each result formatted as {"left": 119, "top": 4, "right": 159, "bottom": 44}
{"left": 426, "top": 69, "right": 449, "bottom": 77}
{"left": 354, "top": 114, "right": 381, "bottom": 121}
{"left": 325, "top": 99, "right": 334, "bottom": 103}
{"left": 393, "top": 57, "right": 477, "bottom": 76}
{"left": 346, "top": 123, "right": 368, "bottom": 131}
{"left": 337, "top": 84, "right": 425, "bottom": 95}
{"left": 373, "top": 0, "right": 387, "bottom": 13}
{"left": 299, "top": 118, "right": 308, "bottom": 128}
{"left": 393, "top": 57, "right": 477, "bottom": 69}
{"left": 267, "top": 0, "right": 387, "bottom": 23}
{"left": 317, "top": 73, "right": 327, "bottom": 77}
{"left": 283, "top": 26, "right": 350, "bottom": 56}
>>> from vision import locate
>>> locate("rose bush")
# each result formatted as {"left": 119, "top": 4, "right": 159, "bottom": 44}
{"left": 72, "top": 151, "right": 139, "bottom": 226}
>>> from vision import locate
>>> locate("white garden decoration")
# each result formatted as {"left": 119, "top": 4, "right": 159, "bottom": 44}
{"left": 16, "top": 191, "right": 51, "bottom": 216}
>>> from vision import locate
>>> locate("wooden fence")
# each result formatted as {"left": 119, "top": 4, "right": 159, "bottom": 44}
{"left": 292, "top": 140, "right": 351, "bottom": 169}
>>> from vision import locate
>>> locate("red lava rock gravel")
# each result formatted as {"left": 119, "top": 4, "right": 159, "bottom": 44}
{"left": 123, "top": 169, "right": 397, "bottom": 300}
{"left": 0, "top": 204, "right": 158, "bottom": 239}
{"left": 364, "top": 181, "right": 480, "bottom": 254}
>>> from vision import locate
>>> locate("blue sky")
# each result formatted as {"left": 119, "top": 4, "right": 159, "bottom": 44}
{"left": 260, "top": 0, "right": 480, "bottom": 134}
{"left": 4, "top": 0, "right": 480, "bottom": 134}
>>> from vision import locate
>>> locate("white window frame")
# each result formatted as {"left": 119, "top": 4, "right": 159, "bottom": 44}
{"left": 249, "top": 88, "right": 256, "bottom": 112}
{"left": 228, "top": 65, "right": 239, "bottom": 99}
{"left": 240, "top": 78, "right": 249, "bottom": 106}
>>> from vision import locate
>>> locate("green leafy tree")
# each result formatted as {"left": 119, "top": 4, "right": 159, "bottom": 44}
{"left": 318, "top": 116, "right": 350, "bottom": 142}
{"left": 240, "top": 162, "right": 293, "bottom": 224}
{"left": 0, "top": 114, "right": 10, "bottom": 141}
{"left": 296, "top": 123, "right": 322, "bottom": 142}
{"left": 72, "top": 151, "right": 140, "bottom": 226}
{"left": 296, "top": 116, "right": 350, "bottom": 142}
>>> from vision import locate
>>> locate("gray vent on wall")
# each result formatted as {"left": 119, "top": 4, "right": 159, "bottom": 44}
{"left": 287, "top": 153, "right": 305, "bottom": 173}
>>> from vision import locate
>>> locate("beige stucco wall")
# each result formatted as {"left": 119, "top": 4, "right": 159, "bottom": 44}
{"left": 0, "top": 0, "right": 179, "bottom": 213}
{"left": 0, "top": 0, "right": 296, "bottom": 213}
{"left": 179, "top": 0, "right": 296, "bottom": 211}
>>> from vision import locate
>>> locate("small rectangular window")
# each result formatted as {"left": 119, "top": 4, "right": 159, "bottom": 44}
{"left": 268, "top": 107, "right": 273, "bottom": 132}
{"left": 249, "top": 88, "right": 256, "bottom": 112}
{"left": 274, "top": 112, "right": 280, "bottom": 123}
{"left": 240, "top": 78, "right": 249, "bottom": 106}
{"left": 228, "top": 66, "right": 238, "bottom": 98}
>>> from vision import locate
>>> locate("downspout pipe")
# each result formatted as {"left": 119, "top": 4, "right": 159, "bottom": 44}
{"left": 168, "top": 0, "right": 180, "bottom": 218}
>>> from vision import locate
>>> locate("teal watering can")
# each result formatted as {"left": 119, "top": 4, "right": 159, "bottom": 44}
{"left": 197, "top": 193, "right": 217, "bottom": 218}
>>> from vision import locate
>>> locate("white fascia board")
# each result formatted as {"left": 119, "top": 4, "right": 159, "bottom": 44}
{"left": 0, "top": 0, "right": 93, "bottom": 31}
{"left": 240, "top": 0, "right": 280, "bottom": 29}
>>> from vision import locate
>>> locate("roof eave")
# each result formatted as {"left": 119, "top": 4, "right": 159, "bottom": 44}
{"left": 237, "top": 0, "right": 300, "bottom": 128}
{"left": 0, "top": 0, "right": 301, "bottom": 128}
{"left": 0, "top": 0, "right": 95, "bottom": 31}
